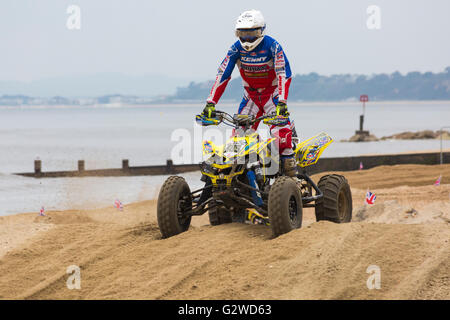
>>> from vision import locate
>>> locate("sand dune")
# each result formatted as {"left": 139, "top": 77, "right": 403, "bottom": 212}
{"left": 0, "top": 164, "right": 449, "bottom": 299}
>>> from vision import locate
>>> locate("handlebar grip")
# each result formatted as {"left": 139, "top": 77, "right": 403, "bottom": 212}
{"left": 195, "top": 114, "right": 221, "bottom": 126}
{"left": 263, "top": 115, "right": 289, "bottom": 126}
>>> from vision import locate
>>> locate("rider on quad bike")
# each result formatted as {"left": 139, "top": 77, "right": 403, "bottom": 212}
{"left": 202, "top": 9, "right": 297, "bottom": 177}
{"left": 155, "top": 10, "right": 353, "bottom": 239}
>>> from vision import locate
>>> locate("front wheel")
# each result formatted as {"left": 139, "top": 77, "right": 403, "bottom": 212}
{"left": 268, "top": 176, "right": 303, "bottom": 237}
{"left": 315, "top": 174, "right": 352, "bottom": 223}
{"left": 157, "top": 176, "right": 192, "bottom": 238}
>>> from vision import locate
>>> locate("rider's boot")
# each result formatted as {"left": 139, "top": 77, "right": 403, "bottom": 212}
{"left": 282, "top": 155, "right": 297, "bottom": 177}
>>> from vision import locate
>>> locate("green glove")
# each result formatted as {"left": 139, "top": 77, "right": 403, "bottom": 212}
{"left": 276, "top": 101, "right": 289, "bottom": 116}
{"left": 202, "top": 102, "right": 216, "bottom": 118}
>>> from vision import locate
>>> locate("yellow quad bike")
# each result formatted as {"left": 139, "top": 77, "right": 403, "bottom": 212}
{"left": 157, "top": 110, "right": 352, "bottom": 238}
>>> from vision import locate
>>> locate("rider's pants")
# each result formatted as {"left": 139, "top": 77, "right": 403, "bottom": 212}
{"left": 238, "top": 87, "right": 295, "bottom": 156}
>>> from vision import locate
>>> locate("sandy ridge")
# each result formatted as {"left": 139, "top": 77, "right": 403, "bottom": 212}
{"left": 0, "top": 164, "right": 449, "bottom": 299}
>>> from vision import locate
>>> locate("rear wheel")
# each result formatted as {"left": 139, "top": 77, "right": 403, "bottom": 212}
{"left": 315, "top": 174, "right": 352, "bottom": 223}
{"left": 208, "top": 174, "right": 251, "bottom": 226}
{"left": 157, "top": 176, "right": 192, "bottom": 238}
{"left": 208, "top": 206, "right": 232, "bottom": 226}
{"left": 268, "top": 176, "right": 303, "bottom": 237}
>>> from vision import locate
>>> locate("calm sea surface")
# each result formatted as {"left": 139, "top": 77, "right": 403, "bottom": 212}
{"left": 0, "top": 101, "right": 449, "bottom": 215}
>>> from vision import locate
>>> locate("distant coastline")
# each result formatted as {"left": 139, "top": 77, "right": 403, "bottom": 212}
{"left": 0, "top": 100, "right": 449, "bottom": 110}
{"left": 1, "top": 68, "right": 449, "bottom": 106}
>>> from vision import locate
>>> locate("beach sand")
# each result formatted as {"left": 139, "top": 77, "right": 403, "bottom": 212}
{"left": 0, "top": 164, "right": 449, "bottom": 299}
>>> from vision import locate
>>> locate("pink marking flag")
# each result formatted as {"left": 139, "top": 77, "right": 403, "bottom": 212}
{"left": 434, "top": 175, "right": 441, "bottom": 186}
{"left": 359, "top": 162, "right": 363, "bottom": 170}
{"left": 39, "top": 206, "right": 46, "bottom": 216}
{"left": 365, "top": 190, "right": 376, "bottom": 205}
{"left": 114, "top": 199, "right": 123, "bottom": 211}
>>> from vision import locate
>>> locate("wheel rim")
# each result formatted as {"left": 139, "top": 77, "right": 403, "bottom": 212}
{"left": 337, "top": 189, "right": 348, "bottom": 221}
{"left": 288, "top": 195, "right": 298, "bottom": 224}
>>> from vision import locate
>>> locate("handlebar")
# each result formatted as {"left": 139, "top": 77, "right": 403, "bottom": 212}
{"left": 196, "top": 110, "right": 288, "bottom": 128}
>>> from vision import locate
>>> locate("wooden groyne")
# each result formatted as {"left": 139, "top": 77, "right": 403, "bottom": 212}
{"left": 309, "top": 151, "right": 449, "bottom": 175}
{"left": 14, "top": 151, "right": 449, "bottom": 178}
{"left": 17, "top": 159, "right": 200, "bottom": 178}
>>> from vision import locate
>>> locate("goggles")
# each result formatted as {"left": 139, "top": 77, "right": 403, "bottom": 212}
{"left": 235, "top": 27, "right": 264, "bottom": 43}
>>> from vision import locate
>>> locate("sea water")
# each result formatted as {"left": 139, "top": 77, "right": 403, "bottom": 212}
{"left": 0, "top": 101, "right": 448, "bottom": 215}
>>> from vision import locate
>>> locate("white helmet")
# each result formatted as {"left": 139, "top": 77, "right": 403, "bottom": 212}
{"left": 235, "top": 10, "right": 266, "bottom": 51}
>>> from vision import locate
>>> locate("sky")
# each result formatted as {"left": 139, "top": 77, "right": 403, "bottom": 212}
{"left": 0, "top": 0, "right": 449, "bottom": 94}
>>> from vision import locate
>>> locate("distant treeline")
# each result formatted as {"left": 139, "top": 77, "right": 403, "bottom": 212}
{"left": 0, "top": 94, "right": 154, "bottom": 106}
{"left": 165, "top": 67, "right": 450, "bottom": 102}
{"left": 2, "top": 68, "right": 449, "bottom": 106}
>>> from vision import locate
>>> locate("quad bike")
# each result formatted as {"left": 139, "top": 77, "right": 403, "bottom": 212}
{"left": 157, "top": 110, "right": 352, "bottom": 238}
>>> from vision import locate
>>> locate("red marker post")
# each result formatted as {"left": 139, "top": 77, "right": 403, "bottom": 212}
{"left": 359, "top": 94, "right": 369, "bottom": 132}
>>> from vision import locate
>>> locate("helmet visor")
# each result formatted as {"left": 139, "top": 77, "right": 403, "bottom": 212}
{"left": 235, "top": 28, "right": 263, "bottom": 43}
